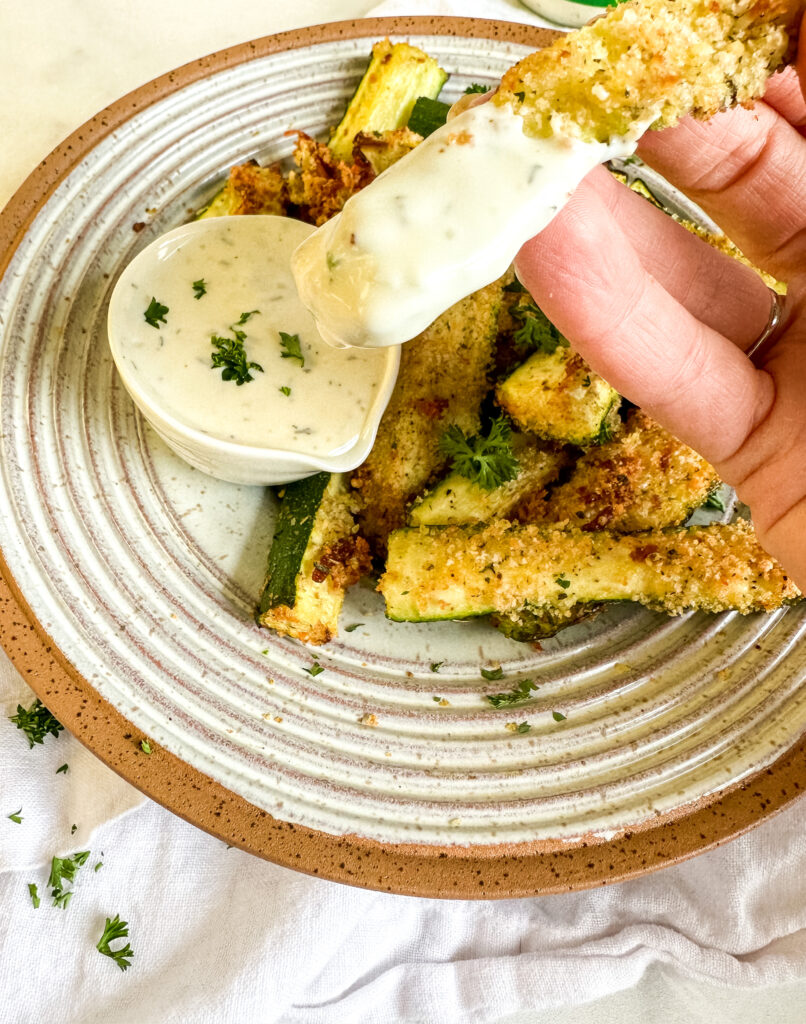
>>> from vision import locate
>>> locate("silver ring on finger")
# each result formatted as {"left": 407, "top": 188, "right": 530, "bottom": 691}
{"left": 746, "top": 289, "right": 786, "bottom": 366}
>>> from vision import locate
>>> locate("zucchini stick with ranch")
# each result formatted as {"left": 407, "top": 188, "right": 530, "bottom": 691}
{"left": 292, "top": 0, "right": 800, "bottom": 350}
{"left": 379, "top": 520, "right": 801, "bottom": 623}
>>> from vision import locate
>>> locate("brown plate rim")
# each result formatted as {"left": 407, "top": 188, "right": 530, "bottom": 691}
{"left": 1, "top": 15, "right": 804, "bottom": 899}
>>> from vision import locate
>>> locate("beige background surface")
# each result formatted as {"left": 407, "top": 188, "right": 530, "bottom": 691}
{"left": 2, "top": 1, "right": 806, "bottom": 1020}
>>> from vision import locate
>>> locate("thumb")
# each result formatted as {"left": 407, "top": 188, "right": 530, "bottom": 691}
{"left": 513, "top": 180, "right": 774, "bottom": 469}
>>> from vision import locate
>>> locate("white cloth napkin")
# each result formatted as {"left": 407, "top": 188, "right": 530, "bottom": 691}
{"left": 3, "top": 1, "right": 806, "bottom": 1021}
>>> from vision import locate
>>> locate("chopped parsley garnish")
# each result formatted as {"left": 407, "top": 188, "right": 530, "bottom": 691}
{"left": 140, "top": 739, "right": 152, "bottom": 754}
{"left": 555, "top": 575, "right": 571, "bottom": 589}
{"left": 235, "top": 309, "right": 260, "bottom": 325}
{"left": 516, "top": 722, "right": 531, "bottom": 734}
{"left": 9, "top": 699, "right": 64, "bottom": 748}
{"left": 97, "top": 915, "right": 134, "bottom": 972}
{"left": 306, "top": 662, "right": 324, "bottom": 677}
{"left": 192, "top": 279, "right": 207, "bottom": 300}
{"left": 326, "top": 251, "right": 340, "bottom": 271}
{"left": 344, "top": 623, "right": 363, "bottom": 632}
{"left": 582, "top": 375, "right": 591, "bottom": 387}
{"left": 28, "top": 883, "right": 40, "bottom": 909}
{"left": 56, "top": 763, "right": 69, "bottom": 774}
{"left": 210, "top": 323, "right": 263, "bottom": 386}
{"left": 464, "top": 83, "right": 490, "bottom": 94}
{"left": 430, "top": 662, "right": 443, "bottom": 673}
{"left": 480, "top": 666, "right": 504, "bottom": 682}
{"left": 514, "top": 91, "right": 526, "bottom": 103}
{"left": 704, "top": 491, "right": 726, "bottom": 512}
{"left": 485, "top": 678, "right": 536, "bottom": 708}
{"left": 279, "top": 331, "right": 305, "bottom": 367}
{"left": 8, "top": 808, "right": 23, "bottom": 824}
{"left": 143, "top": 297, "right": 169, "bottom": 329}
{"left": 48, "top": 850, "right": 90, "bottom": 910}
{"left": 279, "top": 386, "right": 291, "bottom": 397}
{"left": 71, "top": 824, "right": 77, "bottom": 834}
{"left": 512, "top": 301, "right": 568, "bottom": 355}
{"left": 94, "top": 861, "right": 103, "bottom": 872}
{"left": 439, "top": 415, "right": 519, "bottom": 491}
{"left": 552, "top": 710, "right": 567, "bottom": 722}
{"left": 432, "top": 696, "right": 442, "bottom": 703}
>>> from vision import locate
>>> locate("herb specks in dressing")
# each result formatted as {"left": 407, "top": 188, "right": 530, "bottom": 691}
{"left": 114, "top": 216, "right": 390, "bottom": 454}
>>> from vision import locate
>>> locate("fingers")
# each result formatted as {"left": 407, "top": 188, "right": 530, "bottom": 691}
{"left": 763, "top": 66, "right": 806, "bottom": 134}
{"left": 636, "top": 101, "right": 806, "bottom": 281}
{"left": 514, "top": 185, "right": 775, "bottom": 467}
{"left": 585, "top": 168, "right": 774, "bottom": 350}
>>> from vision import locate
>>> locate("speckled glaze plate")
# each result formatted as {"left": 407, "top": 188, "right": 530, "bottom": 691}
{"left": 1, "top": 17, "right": 805, "bottom": 898}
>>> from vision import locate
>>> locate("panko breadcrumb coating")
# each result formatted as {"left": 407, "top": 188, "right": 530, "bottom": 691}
{"left": 517, "top": 410, "right": 719, "bottom": 532}
{"left": 286, "top": 129, "right": 422, "bottom": 225}
{"left": 352, "top": 278, "right": 504, "bottom": 553}
{"left": 494, "top": 0, "right": 801, "bottom": 142}
{"left": 380, "top": 519, "right": 801, "bottom": 622}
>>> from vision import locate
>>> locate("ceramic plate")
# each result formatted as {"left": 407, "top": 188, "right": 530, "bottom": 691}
{"left": 1, "top": 17, "right": 805, "bottom": 898}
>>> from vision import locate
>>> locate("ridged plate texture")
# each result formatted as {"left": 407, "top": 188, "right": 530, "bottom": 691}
{"left": 1, "top": 31, "right": 805, "bottom": 847}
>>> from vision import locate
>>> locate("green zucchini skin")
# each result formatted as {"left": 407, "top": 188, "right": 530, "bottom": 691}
{"left": 259, "top": 473, "right": 331, "bottom": 615}
{"left": 407, "top": 97, "right": 451, "bottom": 137}
{"left": 496, "top": 348, "right": 620, "bottom": 446}
{"left": 379, "top": 520, "right": 800, "bottom": 623}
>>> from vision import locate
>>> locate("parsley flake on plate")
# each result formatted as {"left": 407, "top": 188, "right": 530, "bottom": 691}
{"left": 192, "top": 278, "right": 207, "bottom": 299}
{"left": 7, "top": 808, "right": 22, "bottom": 824}
{"left": 306, "top": 662, "right": 324, "bottom": 677}
{"left": 552, "top": 710, "right": 567, "bottom": 722}
{"left": 97, "top": 915, "right": 134, "bottom": 972}
{"left": 28, "top": 883, "right": 40, "bottom": 909}
{"left": 485, "top": 678, "right": 536, "bottom": 708}
{"left": 9, "top": 699, "right": 63, "bottom": 748}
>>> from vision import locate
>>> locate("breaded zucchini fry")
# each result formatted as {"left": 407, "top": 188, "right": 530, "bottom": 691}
{"left": 352, "top": 278, "right": 505, "bottom": 553}
{"left": 496, "top": 347, "right": 621, "bottom": 447}
{"left": 380, "top": 519, "right": 801, "bottom": 622}
{"left": 408, "top": 437, "right": 567, "bottom": 527}
{"left": 494, "top": 0, "right": 801, "bottom": 142}
{"left": 517, "top": 410, "right": 719, "bottom": 531}
{"left": 196, "top": 162, "right": 288, "bottom": 219}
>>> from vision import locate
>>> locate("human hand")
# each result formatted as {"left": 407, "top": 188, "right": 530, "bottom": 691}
{"left": 514, "top": 46, "right": 806, "bottom": 591}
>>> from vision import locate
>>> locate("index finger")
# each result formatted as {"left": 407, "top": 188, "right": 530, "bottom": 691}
{"left": 636, "top": 99, "right": 806, "bottom": 281}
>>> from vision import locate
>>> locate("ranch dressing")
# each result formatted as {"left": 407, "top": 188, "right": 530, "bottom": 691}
{"left": 109, "top": 216, "right": 390, "bottom": 454}
{"left": 292, "top": 101, "right": 649, "bottom": 349}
